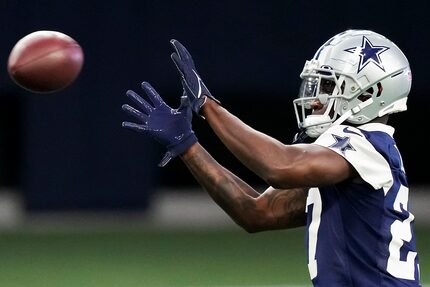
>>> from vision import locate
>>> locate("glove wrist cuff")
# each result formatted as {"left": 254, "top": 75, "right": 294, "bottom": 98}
{"left": 171, "top": 132, "right": 198, "bottom": 156}
{"left": 158, "top": 132, "right": 198, "bottom": 167}
{"left": 197, "top": 95, "right": 221, "bottom": 119}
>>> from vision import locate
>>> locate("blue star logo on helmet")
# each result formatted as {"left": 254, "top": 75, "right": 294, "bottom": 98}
{"left": 344, "top": 36, "right": 390, "bottom": 74}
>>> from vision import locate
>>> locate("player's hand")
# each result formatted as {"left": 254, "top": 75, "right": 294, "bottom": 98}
{"left": 170, "top": 39, "right": 220, "bottom": 116}
{"left": 122, "top": 81, "right": 197, "bottom": 167}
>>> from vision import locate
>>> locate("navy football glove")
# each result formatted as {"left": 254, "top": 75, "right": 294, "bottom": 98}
{"left": 122, "top": 81, "right": 197, "bottom": 167}
{"left": 170, "top": 39, "right": 220, "bottom": 116}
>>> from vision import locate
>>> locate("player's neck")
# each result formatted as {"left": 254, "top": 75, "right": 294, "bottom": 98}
{"left": 370, "top": 115, "right": 389, "bottom": 124}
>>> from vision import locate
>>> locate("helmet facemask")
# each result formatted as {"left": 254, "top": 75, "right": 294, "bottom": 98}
{"left": 293, "top": 60, "right": 348, "bottom": 138}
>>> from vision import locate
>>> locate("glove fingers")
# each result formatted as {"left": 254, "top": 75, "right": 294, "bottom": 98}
{"left": 122, "top": 121, "right": 149, "bottom": 132}
{"left": 141, "top": 82, "right": 165, "bottom": 108}
{"left": 126, "top": 89, "right": 154, "bottom": 113}
{"left": 170, "top": 39, "right": 186, "bottom": 59}
{"left": 122, "top": 104, "right": 148, "bottom": 121}
{"left": 170, "top": 39, "right": 194, "bottom": 65}
{"left": 181, "top": 78, "right": 196, "bottom": 98}
{"left": 171, "top": 53, "right": 186, "bottom": 78}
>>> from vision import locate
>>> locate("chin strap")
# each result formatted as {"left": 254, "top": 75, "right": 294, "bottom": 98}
{"left": 332, "top": 98, "right": 374, "bottom": 126}
{"left": 295, "top": 97, "right": 374, "bottom": 142}
{"left": 292, "top": 130, "right": 309, "bottom": 144}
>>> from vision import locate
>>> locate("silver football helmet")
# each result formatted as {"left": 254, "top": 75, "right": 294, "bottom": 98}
{"left": 293, "top": 29, "right": 412, "bottom": 138}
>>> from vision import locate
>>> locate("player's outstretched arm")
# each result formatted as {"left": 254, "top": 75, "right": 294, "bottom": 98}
{"left": 180, "top": 143, "right": 307, "bottom": 232}
{"left": 170, "top": 40, "right": 354, "bottom": 189}
{"left": 201, "top": 100, "right": 355, "bottom": 189}
{"left": 121, "top": 82, "right": 306, "bottom": 231}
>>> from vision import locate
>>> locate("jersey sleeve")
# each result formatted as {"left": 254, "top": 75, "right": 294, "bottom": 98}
{"left": 313, "top": 125, "right": 393, "bottom": 192}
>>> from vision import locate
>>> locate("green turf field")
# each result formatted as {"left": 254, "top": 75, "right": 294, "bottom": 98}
{"left": 0, "top": 226, "right": 428, "bottom": 287}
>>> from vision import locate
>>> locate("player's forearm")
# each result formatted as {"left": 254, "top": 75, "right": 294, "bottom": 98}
{"left": 181, "top": 142, "right": 261, "bottom": 198}
{"left": 181, "top": 143, "right": 307, "bottom": 231}
{"left": 180, "top": 143, "right": 270, "bottom": 231}
{"left": 201, "top": 100, "right": 294, "bottom": 186}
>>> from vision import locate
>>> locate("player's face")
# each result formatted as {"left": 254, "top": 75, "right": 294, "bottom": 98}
{"left": 310, "top": 99, "right": 326, "bottom": 115}
{"left": 320, "top": 79, "right": 336, "bottom": 95}
{"left": 311, "top": 79, "right": 336, "bottom": 115}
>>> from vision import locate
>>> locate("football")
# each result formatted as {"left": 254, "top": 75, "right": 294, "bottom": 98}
{"left": 7, "top": 30, "right": 84, "bottom": 93}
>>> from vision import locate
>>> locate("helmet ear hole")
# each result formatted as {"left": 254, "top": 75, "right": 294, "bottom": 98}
{"left": 376, "top": 82, "right": 383, "bottom": 97}
{"left": 358, "top": 87, "right": 373, "bottom": 102}
{"left": 340, "top": 81, "right": 345, "bottom": 93}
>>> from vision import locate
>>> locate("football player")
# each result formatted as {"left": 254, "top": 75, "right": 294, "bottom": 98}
{"left": 122, "top": 29, "right": 420, "bottom": 286}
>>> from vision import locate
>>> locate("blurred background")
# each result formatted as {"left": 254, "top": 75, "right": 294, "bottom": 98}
{"left": 0, "top": 0, "right": 429, "bottom": 286}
